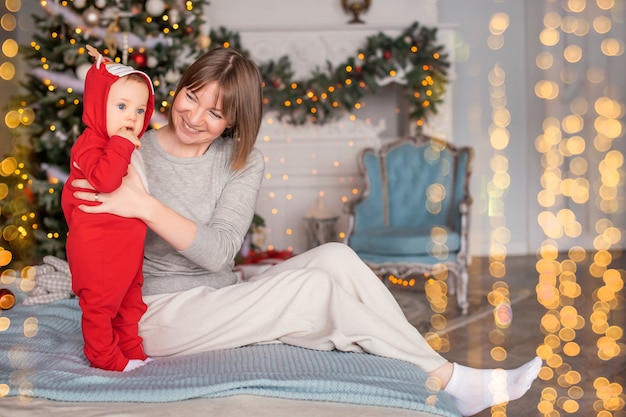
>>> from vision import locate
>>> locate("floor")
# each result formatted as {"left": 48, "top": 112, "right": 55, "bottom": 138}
{"left": 391, "top": 253, "right": 626, "bottom": 417}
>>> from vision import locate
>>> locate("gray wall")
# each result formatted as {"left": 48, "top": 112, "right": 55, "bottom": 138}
{"left": 439, "top": 1, "right": 530, "bottom": 255}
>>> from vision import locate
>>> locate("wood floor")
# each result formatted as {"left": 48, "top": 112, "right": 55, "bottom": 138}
{"left": 393, "top": 253, "right": 626, "bottom": 417}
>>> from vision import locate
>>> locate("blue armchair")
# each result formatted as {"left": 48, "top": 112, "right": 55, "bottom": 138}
{"left": 344, "top": 135, "right": 473, "bottom": 314}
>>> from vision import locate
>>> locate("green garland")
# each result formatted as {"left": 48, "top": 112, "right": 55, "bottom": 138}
{"left": 211, "top": 22, "right": 450, "bottom": 126}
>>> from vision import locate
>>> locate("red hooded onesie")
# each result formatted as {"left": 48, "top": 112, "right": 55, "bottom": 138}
{"left": 61, "top": 56, "right": 155, "bottom": 372}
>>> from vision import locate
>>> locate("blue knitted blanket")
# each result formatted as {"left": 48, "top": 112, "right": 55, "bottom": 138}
{"left": 0, "top": 291, "right": 460, "bottom": 416}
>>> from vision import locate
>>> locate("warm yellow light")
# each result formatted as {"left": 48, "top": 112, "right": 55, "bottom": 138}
{"left": 597, "top": 0, "right": 615, "bottom": 10}
{"left": 1, "top": 39, "right": 18, "bottom": 58}
{"left": 535, "top": 80, "right": 560, "bottom": 100}
{"left": 564, "top": 44, "right": 583, "bottom": 63}
{"left": 567, "top": 0, "right": 586, "bottom": 13}
{"left": 544, "top": 12, "right": 561, "bottom": 29}
{"left": 489, "top": 12, "right": 509, "bottom": 35}
{"left": 600, "top": 38, "right": 624, "bottom": 57}
{"left": 593, "top": 16, "right": 612, "bottom": 34}
{"left": 540, "top": 28, "right": 560, "bottom": 46}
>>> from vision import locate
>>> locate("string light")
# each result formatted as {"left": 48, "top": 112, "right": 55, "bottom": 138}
{"left": 212, "top": 22, "right": 449, "bottom": 126}
{"left": 535, "top": 2, "right": 625, "bottom": 415}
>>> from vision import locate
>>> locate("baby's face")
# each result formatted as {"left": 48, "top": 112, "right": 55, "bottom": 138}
{"left": 106, "top": 77, "right": 150, "bottom": 139}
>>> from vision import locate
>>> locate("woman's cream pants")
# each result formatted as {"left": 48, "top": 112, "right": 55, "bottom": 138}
{"left": 139, "top": 242, "right": 446, "bottom": 373}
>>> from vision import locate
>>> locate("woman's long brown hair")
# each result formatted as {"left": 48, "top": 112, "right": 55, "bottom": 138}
{"left": 168, "top": 47, "right": 263, "bottom": 170}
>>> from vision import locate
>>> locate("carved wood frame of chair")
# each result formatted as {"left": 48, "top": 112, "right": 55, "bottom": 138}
{"left": 343, "top": 135, "right": 474, "bottom": 314}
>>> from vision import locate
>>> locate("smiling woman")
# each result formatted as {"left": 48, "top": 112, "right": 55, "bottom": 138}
{"left": 163, "top": 83, "right": 231, "bottom": 156}
{"left": 164, "top": 47, "right": 263, "bottom": 166}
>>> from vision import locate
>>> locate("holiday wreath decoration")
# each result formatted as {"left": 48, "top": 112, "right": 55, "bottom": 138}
{"left": 211, "top": 22, "right": 450, "bottom": 126}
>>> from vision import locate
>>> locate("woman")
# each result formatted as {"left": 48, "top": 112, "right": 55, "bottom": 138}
{"left": 71, "top": 46, "right": 542, "bottom": 416}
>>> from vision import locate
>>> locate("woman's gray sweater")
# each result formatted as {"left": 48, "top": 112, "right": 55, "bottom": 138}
{"left": 138, "top": 129, "right": 265, "bottom": 295}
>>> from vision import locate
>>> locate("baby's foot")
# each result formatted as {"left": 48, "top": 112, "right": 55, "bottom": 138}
{"left": 123, "top": 359, "right": 147, "bottom": 372}
{"left": 444, "top": 356, "right": 542, "bottom": 416}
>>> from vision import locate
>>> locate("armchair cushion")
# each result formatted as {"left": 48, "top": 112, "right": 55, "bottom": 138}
{"left": 348, "top": 226, "right": 461, "bottom": 257}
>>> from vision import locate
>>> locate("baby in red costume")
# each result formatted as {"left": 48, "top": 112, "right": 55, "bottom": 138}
{"left": 62, "top": 45, "right": 154, "bottom": 372}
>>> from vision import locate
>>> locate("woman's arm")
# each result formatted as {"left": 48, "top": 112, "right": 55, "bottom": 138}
{"left": 179, "top": 150, "right": 264, "bottom": 269}
{"left": 73, "top": 165, "right": 196, "bottom": 251}
{"left": 73, "top": 147, "right": 266, "bottom": 263}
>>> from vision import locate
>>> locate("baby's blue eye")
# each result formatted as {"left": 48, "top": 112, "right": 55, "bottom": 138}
{"left": 117, "top": 103, "right": 126, "bottom": 110}
{"left": 137, "top": 109, "right": 145, "bottom": 115}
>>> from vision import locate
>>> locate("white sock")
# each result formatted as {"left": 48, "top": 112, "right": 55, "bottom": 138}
{"left": 444, "top": 356, "right": 542, "bottom": 416}
{"left": 143, "top": 357, "right": 155, "bottom": 364}
{"left": 123, "top": 359, "right": 147, "bottom": 372}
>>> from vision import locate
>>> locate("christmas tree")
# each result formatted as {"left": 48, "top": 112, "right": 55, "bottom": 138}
{"left": 1, "top": 0, "right": 212, "bottom": 270}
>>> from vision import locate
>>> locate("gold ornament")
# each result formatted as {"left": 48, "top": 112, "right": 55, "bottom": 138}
{"left": 341, "top": 0, "right": 371, "bottom": 24}
{"left": 197, "top": 34, "right": 211, "bottom": 50}
{"left": 105, "top": 15, "right": 120, "bottom": 57}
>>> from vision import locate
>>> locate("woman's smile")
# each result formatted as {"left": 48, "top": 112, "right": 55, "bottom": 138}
{"left": 180, "top": 117, "right": 203, "bottom": 134}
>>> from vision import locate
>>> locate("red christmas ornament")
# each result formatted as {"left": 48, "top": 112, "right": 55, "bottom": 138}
{"left": 383, "top": 51, "right": 392, "bottom": 60}
{"left": 0, "top": 288, "right": 15, "bottom": 310}
{"left": 23, "top": 185, "right": 34, "bottom": 203}
{"left": 130, "top": 51, "right": 147, "bottom": 69}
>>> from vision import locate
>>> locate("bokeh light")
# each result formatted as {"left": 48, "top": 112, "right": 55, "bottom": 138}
{"left": 535, "top": 1, "right": 625, "bottom": 415}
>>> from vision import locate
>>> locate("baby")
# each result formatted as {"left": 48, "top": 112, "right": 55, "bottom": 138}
{"left": 61, "top": 45, "right": 154, "bottom": 372}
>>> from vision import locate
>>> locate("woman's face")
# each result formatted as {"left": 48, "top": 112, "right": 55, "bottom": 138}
{"left": 170, "top": 81, "right": 231, "bottom": 148}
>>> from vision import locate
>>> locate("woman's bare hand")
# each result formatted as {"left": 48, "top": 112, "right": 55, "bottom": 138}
{"left": 73, "top": 166, "right": 149, "bottom": 220}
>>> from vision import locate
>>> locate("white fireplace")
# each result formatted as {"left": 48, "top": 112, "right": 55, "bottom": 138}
{"left": 237, "top": 26, "right": 455, "bottom": 253}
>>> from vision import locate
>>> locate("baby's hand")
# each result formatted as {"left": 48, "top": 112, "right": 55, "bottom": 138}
{"left": 115, "top": 127, "right": 141, "bottom": 149}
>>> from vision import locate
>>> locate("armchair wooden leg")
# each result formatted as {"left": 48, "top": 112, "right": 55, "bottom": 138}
{"left": 381, "top": 274, "right": 391, "bottom": 288}
{"left": 457, "top": 269, "right": 469, "bottom": 315}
